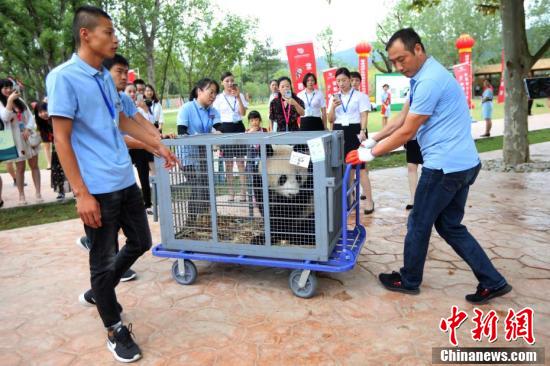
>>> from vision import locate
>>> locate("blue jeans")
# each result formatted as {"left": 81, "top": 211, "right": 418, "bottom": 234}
{"left": 400, "top": 163, "right": 507, "bottom": 290}
{"left": 85, "top": 184, "right": 152, "bottom": 328}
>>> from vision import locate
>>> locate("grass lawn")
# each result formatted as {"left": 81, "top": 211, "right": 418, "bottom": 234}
{"left": 0, "top": 199, "right": 78, "bottom": 231}
{"left": 2, "top": 128, "right": 549, "bottom": 231}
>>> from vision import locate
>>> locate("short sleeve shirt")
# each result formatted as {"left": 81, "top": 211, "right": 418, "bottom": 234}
{"left": 46, "top": 54, "right": 135, "bottom": 194}
{"left": 328, "top": 89, "right": 370, "bottom": 125}
{"left": 213, "top": 92, "right": 248, "bottom": 122}
{"left": 409, "top": 57, "right": 479, "bottom": 173}
{"left": 297, "top": 89, "right": 326, "bottom": 117}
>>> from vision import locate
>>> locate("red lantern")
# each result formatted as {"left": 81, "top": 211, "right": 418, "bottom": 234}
{"left": 355, "top": 41, "right": 372, "bottom": 94}
{"left": 455, "top": 34, "right": 475, "bottom": 53}
{"left": 355, "top": 41, "right": 372, "bottom": 56}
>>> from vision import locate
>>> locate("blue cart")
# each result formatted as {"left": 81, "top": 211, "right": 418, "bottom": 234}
{"left": 152, "top": 164, "right": 366, "bottom": 298}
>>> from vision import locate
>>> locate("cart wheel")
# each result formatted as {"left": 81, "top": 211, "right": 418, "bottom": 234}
{"left": 171, "top": 259, "right": 197, "bottom": 285}
{"left": 289, "top": 269, "right": 317, "bottom": 298}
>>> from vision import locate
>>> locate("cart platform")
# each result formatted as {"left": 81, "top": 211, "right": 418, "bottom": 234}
{"left": 152, "top": 224, "right": 365, "bottom": 273}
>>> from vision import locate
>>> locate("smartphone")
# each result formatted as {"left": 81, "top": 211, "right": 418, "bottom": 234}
{"left": 13, "top": 84, "right": 20, "bottom": 93}
{"left": 136, "top": 93, "right": 144, "bottom": 102}
{"left": 232, "top": 83, "right": 239, "bottom": 89}
{"left": 333, "top": 94, "right": 341, "bottom": 102}
{"left": 284, "top": 90, "right": 292, "bottom": 99}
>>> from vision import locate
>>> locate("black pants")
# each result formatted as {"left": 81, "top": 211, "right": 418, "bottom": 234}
{"left": 129, "top": 149, "right": 152, "bottom": 208}
{"left": 85, "top": 184, "right": 152, "bottom": 328}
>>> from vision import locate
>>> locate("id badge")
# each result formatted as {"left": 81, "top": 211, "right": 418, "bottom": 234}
{"left": 233, "top": 112, "right": 241, "bottom": 122}
{"left": 305, "top": 107, "right": 312, "bottom": 116}
{"left": 340, "top": 116, "right": 350, "bottom": 127}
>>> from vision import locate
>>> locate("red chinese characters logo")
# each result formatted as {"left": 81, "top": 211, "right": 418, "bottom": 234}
{"left": 439, "top": 306, "right": 468, "bottom": 346}
{"left": 439, "top": 306, "right": 536, "bottom": 346}
{"left": 505, "top": 308, "right": 535, "bottom": 344}
{"left": 471, "top": 308, "right": 498, "bottom": 343}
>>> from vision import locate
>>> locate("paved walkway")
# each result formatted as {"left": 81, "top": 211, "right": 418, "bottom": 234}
{"left": 1, "top": 113, "right": 549, "bottom": 210}
{"left": 1, "top": 143, "right": 549, "bottom": 365}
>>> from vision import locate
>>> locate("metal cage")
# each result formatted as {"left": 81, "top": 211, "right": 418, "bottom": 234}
{"left": 154, "top": 131, "right": 344, "bottom": 262}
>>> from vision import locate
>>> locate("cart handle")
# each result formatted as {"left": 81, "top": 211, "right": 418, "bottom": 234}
{"left": 341, "top": 164, "right": 361, "bottom": 258}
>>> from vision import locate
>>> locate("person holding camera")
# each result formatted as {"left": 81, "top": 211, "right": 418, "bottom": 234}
{"left": 0, "top": 79, "right": 42, "bottom": 205}
{"left": 144, "top": 84, "right": 164, "bottom": 132}
{"left": 213, "top": 71, "right": 249, "bottom": 202}
{"left": 480, "top": 79, "right": 494, "bottom": 137}
{"left": 269, "top": 76, "right": 305, "bottom": 132}
{"left": 328, "top": 68, "right": 374, "bottom": 214}
{"left": 297, "top": 73, "right": 326, "bottom": 131}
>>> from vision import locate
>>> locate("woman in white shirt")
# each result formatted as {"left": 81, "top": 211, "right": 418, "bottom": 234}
{"left": 328, "top": 67, "right": 375, "bottom": 214}
{"left": 144, "top": 84, "right": 164, "bottom": 132}
{"left": 0, "top": 79, "right": 42, "bottom": 204}
{"left": 213, "top": 71, "right": 248, "bottom": 202}
{"left": 297, "top": 73, "right": 326, "bottom": 130}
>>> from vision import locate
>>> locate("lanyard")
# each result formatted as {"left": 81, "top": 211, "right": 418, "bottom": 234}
{"left": 409, "top": 79, "right": 416, "bottom": 105}
{"left": 93, "top": 76, "right": 115, "bottom": 121}
{"left": 340, "top": 89, "right": 354, "bottom": 113}
{"left": 305, "top": 91, "right": 315, "bottom": 108}
{"left": 192, "top": 102, "right": 211, "bottom": 133}
{"left": 280, "top": 99, "right": 291, "bottom": 132}
{"left": 223, "top": 93, "right": 237, "bottom": 112}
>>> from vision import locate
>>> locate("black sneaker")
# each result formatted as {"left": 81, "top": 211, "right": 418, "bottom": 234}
{"left": 379, "top": 271, "right": 420, "bottom": 295}
{"left": 56, "top": 192, "right": 65, "bottom": 200}
{"left": 120, "top": 269, "right": 137, "bottom": 282}
{"left": 107, "top": 324, "right": 142, "bottom": 363}
{"left": 79, "top": 289, "right": 123, "bottom": 314}
{"left": 466, "top": 283, "right": 512, "bottom": 304}
{"left": 75, "top": 236, "right": 91, "bottom": 251}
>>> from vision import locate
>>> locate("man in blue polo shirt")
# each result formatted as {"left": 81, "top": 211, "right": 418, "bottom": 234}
{"left": 46, "top": 6, "right": 177, "bottom": 363}
{"left": 346, "top": 28, "right": 511, "bottom": 304}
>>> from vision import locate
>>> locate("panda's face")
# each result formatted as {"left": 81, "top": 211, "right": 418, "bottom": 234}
{"left": 263, "top": 145, "right": 308, "bottom": 198}
{"left": 269, "top": 168, "right": 303, "bottom": 197}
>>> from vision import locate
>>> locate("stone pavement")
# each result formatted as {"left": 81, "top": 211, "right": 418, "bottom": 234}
{"left": 0, "top": 145, "right": 549, "bottom": 365}
{"left": 1, "top": 112, "right": 549, "bottom": 210}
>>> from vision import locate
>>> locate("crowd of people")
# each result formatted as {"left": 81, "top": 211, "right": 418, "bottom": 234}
{"left": 0, "top": 70, "right": 166, "bottom": 211}
{"left": 1, "top": 4, "right": 513, "bottom": 363}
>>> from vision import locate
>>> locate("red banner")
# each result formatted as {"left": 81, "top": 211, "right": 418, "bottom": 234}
{"left": 497, "top": 49, "right": 505, "bottom": 104}
{"left": 458, "top": 51, "right": 473, "bottom": 108}
{"left": 358, "top": 55, "right": 369, "bottom": 94}
{"left": 322, "top": 68, "right": 339, "bottom": 107}
{"left": 286, "top": 42, "right": 317, "bottom": 93}
{"left": 453, "top": 62, "right": 472, "bottom": 109}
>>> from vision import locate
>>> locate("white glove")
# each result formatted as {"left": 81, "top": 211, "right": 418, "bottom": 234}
{"left": 358, "top": 147, "right": 375, "bottom": 162}
{"left": 361, "top": 137, "right": 377, "bottom": 149}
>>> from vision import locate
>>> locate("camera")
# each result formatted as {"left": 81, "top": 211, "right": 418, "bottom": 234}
{"left": 145, "top": 99, "right": 153, "bottom": 107}
{"left": 284, "top": 90, "right": 292, "bottom": 99}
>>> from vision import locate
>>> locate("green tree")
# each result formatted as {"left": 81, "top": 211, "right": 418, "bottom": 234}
{"left": 244, "top": 39, "right": 284, "bottom": 86}
{"left": 0, "top": 0, "right": 93, "bottom": 98}
{"left": 317, "top": 26, "right": 338, "bottom": 68}
{"left": 172, "top": 6, "right": 254, "bottom": 96}
{"left": 376, "top": 0, "right": 502, "bottom": 69}
{"left": 409, "top": 0, "right": 550, "bottom": 165}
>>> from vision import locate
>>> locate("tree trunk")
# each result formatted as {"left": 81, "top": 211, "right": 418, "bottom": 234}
{"left": 145, "top": 39, "right": 156, "bottom": 86}
{"left": 500, "top": 0, "right": 531, "bottom": 165}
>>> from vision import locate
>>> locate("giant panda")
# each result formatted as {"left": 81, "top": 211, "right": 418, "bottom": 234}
{"left": 251, "top": 144, "right": 316, "bottom": 246}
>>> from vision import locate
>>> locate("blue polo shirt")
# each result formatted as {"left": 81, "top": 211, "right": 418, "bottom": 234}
{"left": 409, "top": 57, "right": 479, "bottom": 173}
{"left": 176, "top": 99, "right": 220, "bottom": 134}
{"left": 46, "top": 54, "right": 135, "bottom": 194}
{"left": 176, "top": 100, "right": 221, "bottom": 166}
